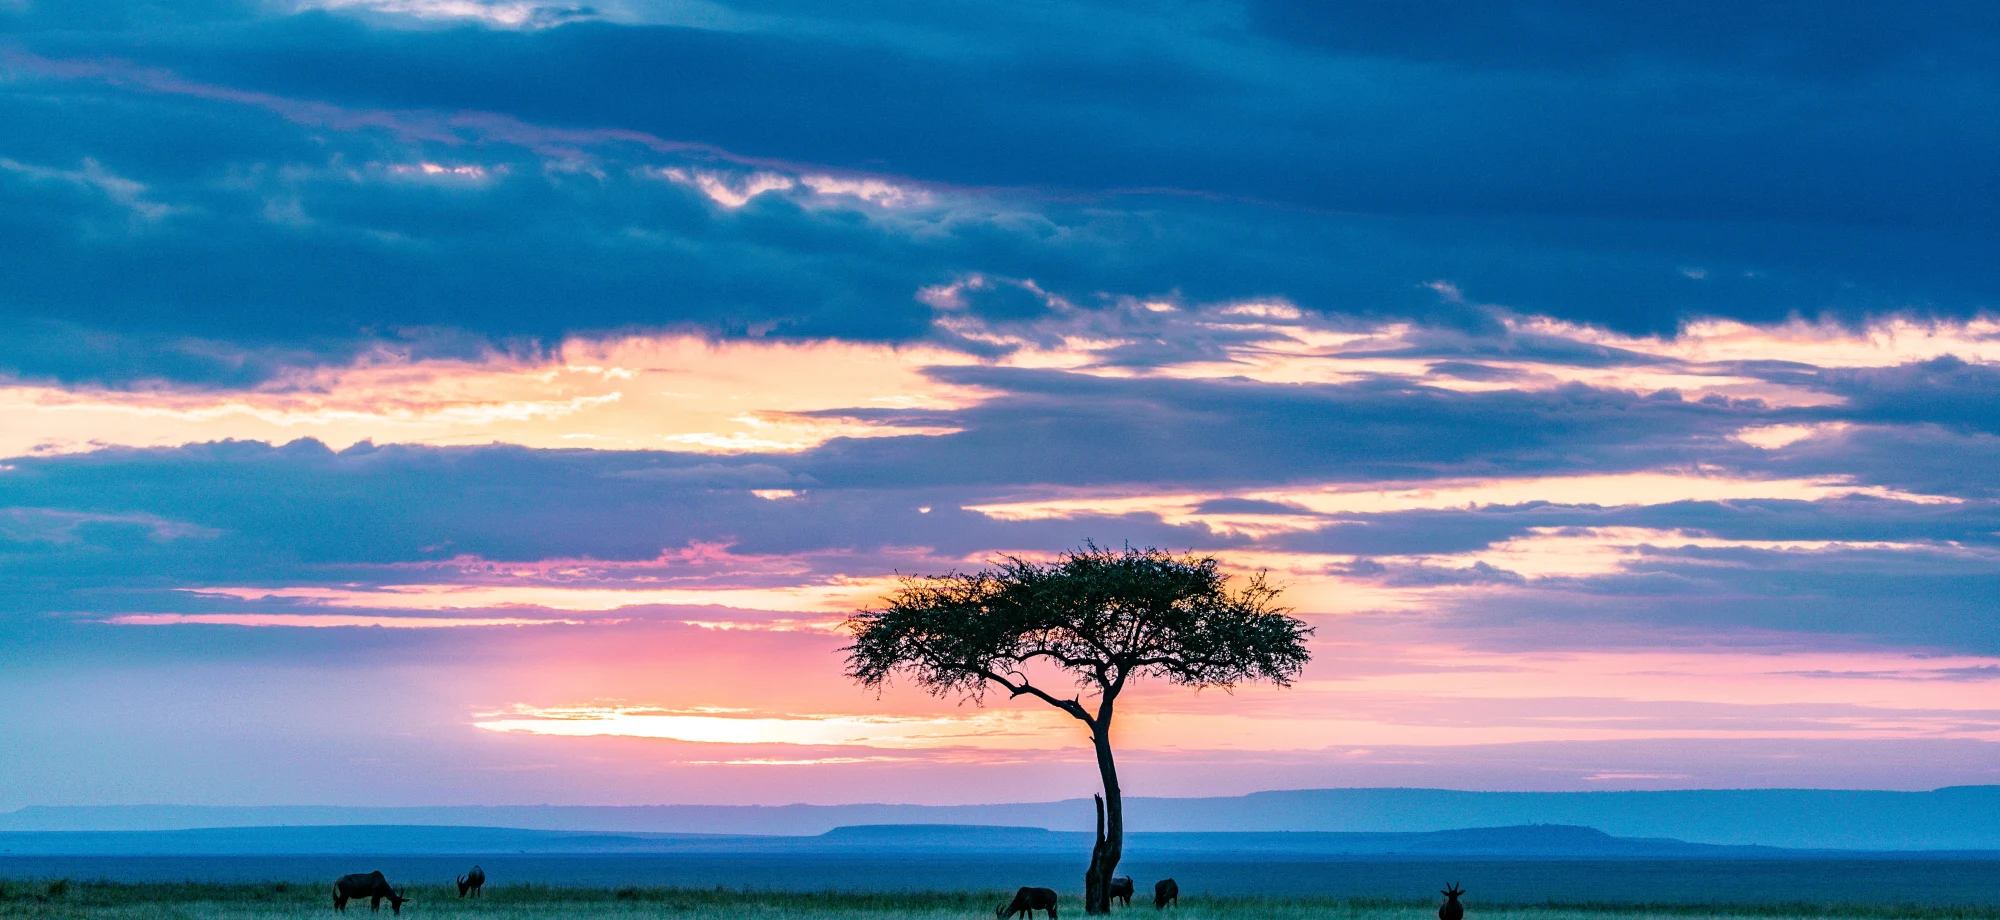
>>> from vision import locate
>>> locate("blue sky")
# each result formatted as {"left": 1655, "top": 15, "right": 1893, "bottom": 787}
{"left": 1, "top": 0, "right": 1997, "bottom": 808}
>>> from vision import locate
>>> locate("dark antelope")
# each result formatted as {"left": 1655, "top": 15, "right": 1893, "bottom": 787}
{"left": 456, "top": 866, "right": 485, "bottom": 898}
{"left": 1439, "top": 883, "right": 1466, "bottom": 920}
{"left": 998, "top": 886, "right": 1059, "bottom": 920}
{"left": 1153, "top": 879, "right": 1178, "bottom": 910}
{"left": 333, "top": 872, "right": 409, "bottom": 915}
{"left": 1108, "top": 878, "right": 1134, "bottom": 908}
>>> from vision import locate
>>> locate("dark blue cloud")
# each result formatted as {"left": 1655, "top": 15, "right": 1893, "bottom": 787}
{"left": 1815, "top": 357, "right": 2000, "bottom": 434}
{"left": 0, "top": 0, "right": 1995, "bottom": 385}
{"left": 1280, "top": 497, "right": 2000, "bottom": 557}
{"left": 1769, "top": 424, "right": 2000, "bottom": 501}
{"left": 1247, "top": 1, "right": 2000, "bottom": 78}
{"left": 1463, "top": 545, "right": 2000, "bottom": 653}
{"left": 0, "top": 90, "right": 952, "bottom": 381}
{"left": 52, "top": 7, "right": 1994, "bottom": 229}
{"left": 800, "top": 367, "right": 1758, "bottom": 487}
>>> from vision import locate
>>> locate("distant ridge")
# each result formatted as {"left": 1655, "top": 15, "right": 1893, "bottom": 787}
{"left": 0, "top": 823, "right": 1846, "bottom": 858}
{"left": 6, "top": 787, "right": 1998, "bottom": 850}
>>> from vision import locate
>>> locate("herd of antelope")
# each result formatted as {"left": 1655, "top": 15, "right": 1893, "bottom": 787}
{"left": 327, "top": 866, "right": 480, "bottom": 915}
{"left": 328, "top": 866, "right": 1465, "bottom": 918}
{"left": 994, "top": 879, "right": 1463, "bottom": 919}
{"left": 998, "top": 877, "right": 1175, "bottom": 919}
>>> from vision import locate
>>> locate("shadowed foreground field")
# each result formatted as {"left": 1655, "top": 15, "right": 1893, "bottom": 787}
{"left": 4, "top": 884, "right": 2000, "bottom": 920}
{"left": 7, "top": 858, "right": 1998, "bottom": 904}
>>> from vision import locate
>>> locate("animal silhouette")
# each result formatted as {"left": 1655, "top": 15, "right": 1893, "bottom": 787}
{"left": 333, "top": 872, "right": 408, "bottom": 914}
{"left": 1153, "top": 879, "right": 1178, "bottom": 909}
{"left": 998, "top": 887, "right": 1059, "bottom": 920}
{"left": 1109, "top": 878, "right": 1134, "bottom": 907}
{"left": 1439, "top": 883, "right": 1466, "bottom": 920}
{"left": 456, "top": 866, "right": 485, "bottom": 898}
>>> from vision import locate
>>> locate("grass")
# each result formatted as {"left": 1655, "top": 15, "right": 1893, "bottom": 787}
{"left": 3, "top": 882, "right": 1999, "bottom": 920}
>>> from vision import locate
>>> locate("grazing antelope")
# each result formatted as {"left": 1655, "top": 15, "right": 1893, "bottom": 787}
{"left": 1439, "top": 883, "right": 1466, "bottom": 920}
{"left": 1153, "top": 879, "right": 1178, "bottom": 910}
{"left": 333, "top": 872, "right": 409, "bottom": 915}
{"left": 456, "top": 866, "right": 485, "bottom": 898}
{"left": 1108, "top": 878, "right": 1134, "bottom": 907}
{"left": 998, "top": 887, "right": 1059, "bottom": 920}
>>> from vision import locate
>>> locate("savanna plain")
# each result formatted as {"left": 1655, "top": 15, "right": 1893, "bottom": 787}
{"left": 4, "top": 883, "right": 1998, "bottom": 920}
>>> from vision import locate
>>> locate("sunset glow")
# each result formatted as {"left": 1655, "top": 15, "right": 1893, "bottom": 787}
{"left": 7, "top": 0, "right": 2000, "bottom": 811}
{"left": 474, "top": 705, "right": 1071, "bottom": 748}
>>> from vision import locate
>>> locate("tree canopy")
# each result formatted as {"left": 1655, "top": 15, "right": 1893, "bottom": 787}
{"left": 844, "top": 545, "right": 1313, "bottom": 720}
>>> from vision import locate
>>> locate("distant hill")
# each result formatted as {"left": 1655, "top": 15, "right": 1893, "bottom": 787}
{"left": 814, "top": 824, "right": 1803, "bottom": 858}
{"left": 5, "top": 787, "right": 1998, "bottom": 850}
{"left": 0, "top": 823, "right": 1830, "bottom": 858}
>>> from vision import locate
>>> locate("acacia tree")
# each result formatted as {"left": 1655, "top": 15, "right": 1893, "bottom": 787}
{"left": 844, "top": 545, "right": 1313, "bottom": 913}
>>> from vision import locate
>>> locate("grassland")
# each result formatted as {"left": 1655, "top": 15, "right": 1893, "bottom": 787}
{"left": 4, "top": 882, "right": 2000, "bottom": 920}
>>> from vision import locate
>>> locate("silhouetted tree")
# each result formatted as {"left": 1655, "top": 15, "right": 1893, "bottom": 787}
{"left": 844, "top": 545, "right": 1314, "bottom": 914}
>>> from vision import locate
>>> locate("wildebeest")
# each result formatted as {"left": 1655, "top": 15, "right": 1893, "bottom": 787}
{"left": 1108, "top": 878, "right": 1134, "bottom": 907}
{"left": 456, "top": 866, "right": 485, "bottom": 898}
{"left": 1439, "top": 883, "right": 1466, "bottom": 920}
{"left": 998, "top": 886, "right": 1059, "bottom": 919}
{"left": 1153, "top": 879, "right": 1178, "bottom": 909}
{"left": 333, "top": 872, "right": 409, "bottom": 914}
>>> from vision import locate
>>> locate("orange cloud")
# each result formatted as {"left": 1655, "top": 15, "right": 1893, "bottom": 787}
{"left": 0, "top": 335, "right": 984, "bottom": 457}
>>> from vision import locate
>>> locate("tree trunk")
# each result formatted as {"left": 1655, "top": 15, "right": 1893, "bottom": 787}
{"left": 1083, "top": 731, "right": 1123, "bottom": 913}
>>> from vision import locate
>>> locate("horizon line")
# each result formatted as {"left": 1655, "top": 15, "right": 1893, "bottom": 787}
{"left": 9, "top": 784, "right": 1996, "bottom": 814}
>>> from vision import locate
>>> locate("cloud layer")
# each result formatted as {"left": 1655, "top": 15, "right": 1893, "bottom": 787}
{"left": 3, "top": 0, "right": 1999, "bottom": 806}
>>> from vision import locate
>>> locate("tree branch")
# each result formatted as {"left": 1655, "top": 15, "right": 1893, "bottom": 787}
{"left": 981, "top": 669, "right": 1094, "bottom": 723}
{"left": 1128, "top": 654, "right": 1228, "bottom": 670}
{"left": 1011, "top": 648, "right": 1105, "bottom": 671}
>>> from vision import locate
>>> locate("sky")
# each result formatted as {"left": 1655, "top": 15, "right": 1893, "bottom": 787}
{"left": 2, "top": 0, "right": 1999, "bottom": 809}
